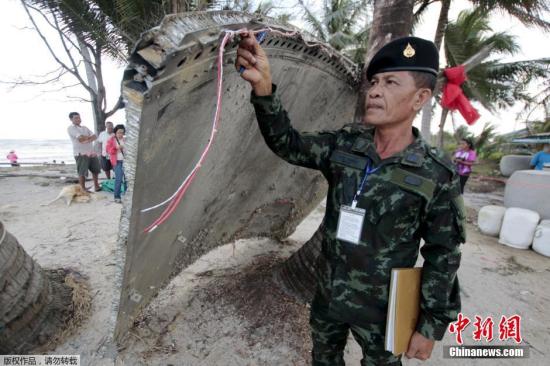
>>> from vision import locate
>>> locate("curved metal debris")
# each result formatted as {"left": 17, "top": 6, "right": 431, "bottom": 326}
{"left": 112, "top": 11, "right": 360, "bottom": 341}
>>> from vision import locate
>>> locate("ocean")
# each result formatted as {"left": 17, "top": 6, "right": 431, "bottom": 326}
{"left": 0, "top": 139, "right": 76, "bottom": 165}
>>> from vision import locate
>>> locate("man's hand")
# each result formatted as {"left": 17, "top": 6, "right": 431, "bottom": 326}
{"left": 235, "top": 30, "right": 272, "bottom": 96}
{"left": 405, "top": 331, "right": 435, "bottom": 361}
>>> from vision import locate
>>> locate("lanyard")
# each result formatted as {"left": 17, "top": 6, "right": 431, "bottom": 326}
{"left": 351, "top": 163, "right": 380, "bottom": 208}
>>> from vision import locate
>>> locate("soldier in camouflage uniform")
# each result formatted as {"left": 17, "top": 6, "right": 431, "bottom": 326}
{"left": 236, "top": 34, "right": 465, "bottom": 365}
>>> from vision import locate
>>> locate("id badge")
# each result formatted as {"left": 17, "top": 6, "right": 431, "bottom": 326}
{"left": 336, "top": 204, "right": 366, "bottom": 245}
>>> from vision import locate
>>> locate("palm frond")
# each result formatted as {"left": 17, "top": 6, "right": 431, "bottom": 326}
{"left": 298, "top": 0, "right": 328, "bottom": 41}
{"left": 472, "top": 0, "right": 550, "bottom": 31}
{"left": 443, "top": 8, "right": 550, "bottom": 115}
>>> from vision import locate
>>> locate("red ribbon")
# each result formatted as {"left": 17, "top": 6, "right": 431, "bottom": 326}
{"left": 441, "top": 65, "right": 480, "bottom": 125}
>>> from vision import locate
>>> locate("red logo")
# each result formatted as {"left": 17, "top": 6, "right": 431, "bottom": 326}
{"left": 448, "top": 313, "right": 522, "bottom": 344}
{"left": 473, "top": 315, "right": 494, "bottom": 342}
{"left": 448, "top": 313, "right": 471, "bottom": 345}
{"left": 498, "top": 315, "right": 522, "bottom": 343}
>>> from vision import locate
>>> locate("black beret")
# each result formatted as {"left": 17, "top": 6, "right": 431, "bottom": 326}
{"left": 366, "top": 36, "right": 439, "bottom": 80}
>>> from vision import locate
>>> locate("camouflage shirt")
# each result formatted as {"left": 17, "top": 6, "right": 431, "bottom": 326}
{"left": 251, "top": 86, "right": 465, "bottom": 341}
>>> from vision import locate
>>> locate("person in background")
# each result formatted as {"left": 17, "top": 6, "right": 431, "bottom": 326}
{"left": 453, "top": 138, "right": 476, "bottom": 193}
{"left": 530, "top": 143, "right": 550, "bottom": 171}
{"left": 6, "top": 150, "right": 19, "bottom": 167}
{"left": 97, "top": 121, "right": 115, "bottom": 179}
{"left": 67, "top": 112, "right": 102, "bottom": 192}
{"left": 106, "top": 124, "right": 126, "bottom": 203}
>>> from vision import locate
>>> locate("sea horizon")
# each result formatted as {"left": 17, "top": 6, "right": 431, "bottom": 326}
{"left": 1, "top": 138, "right": 77, "bottom": 165}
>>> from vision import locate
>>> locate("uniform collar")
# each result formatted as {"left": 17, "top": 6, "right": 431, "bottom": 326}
{"left": 351, "top": 126, "right": 427, "bottom": 167}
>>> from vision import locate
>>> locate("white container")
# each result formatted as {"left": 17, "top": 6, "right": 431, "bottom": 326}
{"left": 532, "top": 220, "right": 550, "bottom": 257}
{"left": 478, "top": 205, "right": 506, "bottom": 237}
{"left": 499, "top": 208, "right": 540, "bottom": 249}
{"left": 504, "top": 170, "right": 550, "bottom": 220}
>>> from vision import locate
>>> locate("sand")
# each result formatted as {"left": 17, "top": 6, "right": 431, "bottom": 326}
{"left": 1, "top": 166, "right": 549, "bottom": 365}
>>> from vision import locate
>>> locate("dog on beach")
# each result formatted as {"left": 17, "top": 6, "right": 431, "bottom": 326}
{"left": 43, "top": 184, "right": 92, "bottom": 206}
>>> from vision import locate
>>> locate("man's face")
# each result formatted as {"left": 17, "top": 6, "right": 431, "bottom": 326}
{"left": 363, "top": 71, "right": 428, "bottom": 127}
{"left": 106, "top": 123, "right": 114, "bottom": 133}
{"left": 543, "top": 144, "right": 550, "bottom": 153}
{"left": 71, "top": 114, "right": 81, "bottom": 125}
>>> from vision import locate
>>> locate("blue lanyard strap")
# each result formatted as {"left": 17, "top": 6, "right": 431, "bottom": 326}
{"left": 351, "top": 163, "right": 380, "bottom": 207}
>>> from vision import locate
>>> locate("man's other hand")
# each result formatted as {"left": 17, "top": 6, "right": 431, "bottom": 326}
{"left": 405, "top": 331, "right": 435, "bottom": 361}
{"left": 235, "top": 30, "right": 272, "bottom": 96}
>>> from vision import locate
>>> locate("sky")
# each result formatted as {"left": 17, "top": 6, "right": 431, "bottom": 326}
{"left": 0, "top": 0, "right": 548, "bottom": 140}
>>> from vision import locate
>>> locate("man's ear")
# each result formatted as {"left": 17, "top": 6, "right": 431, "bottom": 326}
{"left": 413, "top": 88, "right": 433, "bottom": 111}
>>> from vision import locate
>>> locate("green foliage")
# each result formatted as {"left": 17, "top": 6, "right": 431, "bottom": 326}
{"left": 529, "top": 118, "right": 550, "bottom": 133}
{"left": 486, "top": 151, "right": 504, "bottom": 162}
{"left": 298, "top": 0, "right": 370, "bottom": 63}
{"left": 454, "top": 125, "right": 471, "bottom": 142}
{"left": 443, "top": 8, "right": 550, "bottom": 121}
{"left": 29, "top": 0, "right": 293, "bottom": 60}
{"left": 475, "top": 122, "right": 497, "bottom": 152}
{"left": 448, "top": 121, "right": 497, "bottom": 159}
{"left": 470, "top": 0, "right": 550, "bottom": 31}
{"left": 24, "top": 0, "right": 129, "bottom": 60}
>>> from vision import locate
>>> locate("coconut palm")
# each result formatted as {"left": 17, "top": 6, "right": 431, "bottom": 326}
{"left": 417, "top": 0, "right": 550, "bottom": 140}
{"left": 0, "top": 222, "right": 74, "bottom": 353}
{"left": 298, "top": 0, "right": 371, "bottom": 63}
{"left": 435, "top": 8, "right": 550, "bottom": 146}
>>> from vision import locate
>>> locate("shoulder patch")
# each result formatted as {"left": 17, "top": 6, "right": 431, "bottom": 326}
{"left": 330, "top": 150, "right": 368, "bottom": 170}
{"left": 389, "top": 168, "right": 436, "bottom": 203}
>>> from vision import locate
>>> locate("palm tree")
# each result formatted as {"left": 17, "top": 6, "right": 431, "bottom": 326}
{"left": 0, "top": 221, "right": 74, "bottom": 353}
{"left": 436, "top": 8, "right": 550, "bottom": 146}
{"left": 529, "top": 117, "right": 550, "bottom": 134}
{"left": 298, "top": 0, "right": 371, "bottom": 63}
{"left": 417, "top": 0, "right": 550, "bottom": 140}
{"left": 474, "top": 122, "right": 497, "bottom": 155}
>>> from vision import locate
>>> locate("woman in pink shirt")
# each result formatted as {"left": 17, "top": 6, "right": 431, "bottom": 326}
{"left": 6, "top": 150, "right": 19, "bottom": 167}
{"left": 453, "top": 138, "right": 476, "bottom": 193}
{"left": 106, "top": 125, "right": 126, "bottom": 203}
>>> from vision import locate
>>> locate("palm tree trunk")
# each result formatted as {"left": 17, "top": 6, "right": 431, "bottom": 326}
{"left": 0, "top": 221, "right": 73, "bottom": 353}
{"left": 420, "top": 0, "right": 451, "bottom": 142}
{"left": 438, "top": 108, "right": 450, "bottom": 148}
{"left": 433, "top": 0, "right": 451, "bottom": 50}
{"left": 273, "top": 224, "right": 324, "bottom": 303}
{"left": 276, "top": 0, "right": 415, "bottom": 302}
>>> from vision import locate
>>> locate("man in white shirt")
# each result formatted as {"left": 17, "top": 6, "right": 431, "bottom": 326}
{"left": 67, "top": 112, "right": 102, "bottom": 192}
{"left": 97, "top": 121, "right": 114, "bottom": 179}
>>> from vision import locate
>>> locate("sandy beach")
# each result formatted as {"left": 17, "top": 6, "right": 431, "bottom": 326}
{"left": 1, "top": 166, "right": 549, "bottom": 365}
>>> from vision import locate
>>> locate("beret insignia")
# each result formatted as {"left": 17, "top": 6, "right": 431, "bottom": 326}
{"left": 403, "top": 43, "right": 415, "bottom": 58}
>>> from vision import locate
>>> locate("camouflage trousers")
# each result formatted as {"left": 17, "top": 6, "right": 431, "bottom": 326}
{"left": 310, "top": 295, "right": 402, "bottom": 366}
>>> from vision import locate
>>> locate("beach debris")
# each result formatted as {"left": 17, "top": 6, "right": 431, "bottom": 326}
{"left": 112, "top": 11, "right": 358, "bottom": 341}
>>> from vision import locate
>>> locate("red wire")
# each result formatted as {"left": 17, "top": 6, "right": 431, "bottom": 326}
{"left": 143, "top": 31, "right": 232, "bottom": 233}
